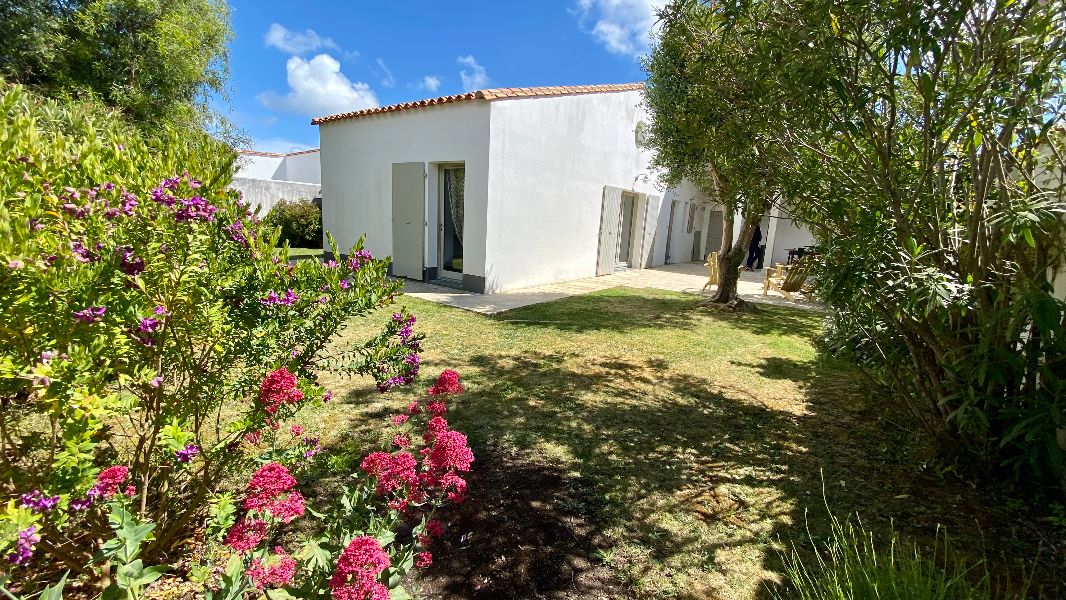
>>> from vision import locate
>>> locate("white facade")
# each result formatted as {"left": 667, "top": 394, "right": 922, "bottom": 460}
{"left": 483, "top": 91, "right": 663, "bottom": 290}
{"left": 232, "top": 150, "right": 322, "bottom": 213}
{"left": 235, "top": 150, "right": 321, "bottom": 184}
{"left": 319, "top": 102, "right": 491, "bottom": 284}
{"left": 316, "top": 86, "right": 718, "bottom": 293}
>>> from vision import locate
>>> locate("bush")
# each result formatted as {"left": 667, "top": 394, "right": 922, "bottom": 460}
{"left": 0, "top": 84, "right": 461, "bottom": 597}
{"left": 267, "top": 198, "right": 322, "bottom": 249}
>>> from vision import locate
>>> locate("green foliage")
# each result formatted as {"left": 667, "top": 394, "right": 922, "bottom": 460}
{"left": 685, "top": 0, "right": 1066, "bottom": 486}
{"left": 776, "top": 513, "right": 1019, "bottom": 600}
{"left": 0, "top": 83, "right": 414, "bottom": 590}
{"left": 0, "top": 0, "right": 233, "bottom": 132}
{"left": 644, "top": 1, "right": 794, "bottom": 302}
{"left": 267, "top": 198, "right": 323, "bottom": 249}
{"left": 100, "top": 501, "right": 167, "bottom": 600}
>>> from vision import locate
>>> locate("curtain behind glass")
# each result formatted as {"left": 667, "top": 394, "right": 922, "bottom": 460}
{"left": 446, "top": 167, "right": 464, "bottom": 243}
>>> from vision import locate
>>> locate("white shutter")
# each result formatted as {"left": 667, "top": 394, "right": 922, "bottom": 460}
{"left": 640, "top": 194, "right": 661, "bottom": 268}
{"left": 391, "top": 162, "right": 425, "bottom": 280}
{"left": 596, "top": 186, "right": 623, "bottom": 276}
{"left": 632, "top": 194, "right": 649, "bottom": 269}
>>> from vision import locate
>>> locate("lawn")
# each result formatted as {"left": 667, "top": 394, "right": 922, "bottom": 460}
{"left": 302, "top": 287, "right": 1059, "bottom": 599}
{"left": 274, "top": 246, "right": 325, "bottom": 260}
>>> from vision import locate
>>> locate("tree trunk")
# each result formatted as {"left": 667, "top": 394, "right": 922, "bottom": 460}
{"left": 709, "top": 214, "right": 761, "bottom": 304}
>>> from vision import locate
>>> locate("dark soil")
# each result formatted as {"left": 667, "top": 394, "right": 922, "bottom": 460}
{"left": 411, "top": 446, "right": 627, "bottom": 600}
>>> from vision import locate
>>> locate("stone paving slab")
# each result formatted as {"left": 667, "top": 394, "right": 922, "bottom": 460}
{"left": 400, "top": 262, "right": 822, "bottom": 315}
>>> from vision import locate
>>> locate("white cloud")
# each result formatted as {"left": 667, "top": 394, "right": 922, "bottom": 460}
{"left": 376, "top": 58, "right": 396, "bottom": 88}
{"left": 457, "top": 55, "right": 488, "bottom": 92}
{"left": 573, "top": 0, "right": 666, "bottom": 57}
{"left": 420, "top": 75, "right": 441, "bottom": 93}
{"left": 264, "top": 23, "right": 341, "bottom": 55}
{"left": 258, "top": 54, "right": 379, "bottom": 117}
{"left": 250, "top": 137, "right": 314, "bottom": 154}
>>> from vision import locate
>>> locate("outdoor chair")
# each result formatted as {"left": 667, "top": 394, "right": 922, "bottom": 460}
{"left": 763, "top": 258, "right": 812, "bottom": 301}
{"left": 701, "top": 251, "right": 719, "bottom": 292}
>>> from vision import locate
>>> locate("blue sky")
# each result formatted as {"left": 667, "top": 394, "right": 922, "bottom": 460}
{"left": 217, "top": 1, "right": 664, "bottom": 152}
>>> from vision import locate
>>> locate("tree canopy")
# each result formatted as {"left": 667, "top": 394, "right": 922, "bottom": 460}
{"left": 0, "top": 0, "right": 233, "bottom": 131}
{"left": 646, "top": 0, "right": 1066, "bottom": 487}
{"left": 643, "top": 0, "right": 806, "bottom": 303}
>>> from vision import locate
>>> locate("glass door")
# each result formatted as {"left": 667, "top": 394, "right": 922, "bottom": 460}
{"left": 438, "top": 165, "right": 465, "bottom": 280}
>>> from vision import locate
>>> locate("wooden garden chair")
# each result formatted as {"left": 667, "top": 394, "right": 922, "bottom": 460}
{"left": 701, "top": 251, "right": 720, "bottom": 292}
{"left": 763, "top": 258, "right": 812, "bottom": 301}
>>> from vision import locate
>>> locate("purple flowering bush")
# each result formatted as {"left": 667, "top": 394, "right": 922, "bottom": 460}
{"left": 0, "top": 85, "right": 422, "bottom": 592}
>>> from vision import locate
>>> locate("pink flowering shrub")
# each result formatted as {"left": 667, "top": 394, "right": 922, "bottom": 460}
{"left": 210, "top": 370, "right": 473, "bottom": 599}
{"left": 0, "top": 86, "right": 424, "bottom": 594}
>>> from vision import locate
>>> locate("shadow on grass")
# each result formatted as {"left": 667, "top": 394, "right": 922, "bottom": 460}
{"left": 414, "top": 446, "right": 621, "bottom": 599}
{"left": 316, "top": 291, "right": 1062, "bottom": 599}
{"left": 437, "top": 350, "right": 1060, "bottom": 599}
{"left": 698, "top": 303, "right": 824, "bottom": 339}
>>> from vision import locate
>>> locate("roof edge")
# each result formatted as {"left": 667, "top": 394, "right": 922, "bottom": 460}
{"left": 312, "top": 83, "right": 645, "bottom": 125}
{"left": 239, "top": 148, "right": 321, "bottom": 158}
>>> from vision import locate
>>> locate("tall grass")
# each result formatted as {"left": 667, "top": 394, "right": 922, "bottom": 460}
{"left": 774, "top": 509, "right": 1030, "bottom": 600}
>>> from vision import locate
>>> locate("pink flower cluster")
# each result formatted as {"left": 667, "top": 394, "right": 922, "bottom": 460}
{"left": 247, "top": 546, "right": 297, "bottom": 589}
{"left": 243, "top": 463, "right": 305, "bottom": 523}
{"left": 329, "top": 536, "right": 391, "bottom": 600}
{"left": 364, "top": 370, "right": 474, "bottom": 511}
{"left": 428, "top": 369, "right": 463, "bottom": 396}
{"left": 225, "top": 462, "right": 305, "bottom": 554}
{"left": 224, "top": 518, "right": 267, "bottom": 552}
{"left": 89, "top": 465, "right": 129, "bottom": 499}
{"left": 259, "top": 367, "right": 305, "bottom": 415}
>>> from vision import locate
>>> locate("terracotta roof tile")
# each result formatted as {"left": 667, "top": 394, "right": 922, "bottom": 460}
{"left": 311, "top": 82, "right": 645, "bottom": 125}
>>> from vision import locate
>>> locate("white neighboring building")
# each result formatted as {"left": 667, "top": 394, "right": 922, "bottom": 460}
{"left": 314, "top": 83, "right": 815, "bottom": 293}
{"left": 231, "top": 149, "right": 322, "bottom": 214}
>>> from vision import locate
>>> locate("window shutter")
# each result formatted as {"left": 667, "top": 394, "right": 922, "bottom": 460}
{"left": 596, "top": 186, "right": 623, "bottom": 276}
{"left": 640, "top": 194, "right": 661, "bottom": 268}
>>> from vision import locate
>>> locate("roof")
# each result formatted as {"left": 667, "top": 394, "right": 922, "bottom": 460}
{"left": 238, "top": 148, "right": 321, "bottom": 158}
{"left": 311, "top": 82, "right": 645, "bottom": 125}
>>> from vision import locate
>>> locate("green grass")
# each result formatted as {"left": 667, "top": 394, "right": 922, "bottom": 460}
{"left": 777, "top": 509, "right": 1026, "bottom": 600}
{"left": 299, "top": 287, "right": 1056, "bottom": 599}
{"left": 274, "top": 246, "right": 323, "bottom": 260}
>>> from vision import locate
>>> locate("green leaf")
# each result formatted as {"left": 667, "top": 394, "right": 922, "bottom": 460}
{"left": 1022, "top": 227, "right": 1035, "bottom": 248}
{"left": 1029, "top": 292, "right": 1061, "bottom": 335}
{"left": 40, "top": 571, "right": 69, "bottom": 600}
{"left": 138, "top": 565, "right": 168, "bottom": 586}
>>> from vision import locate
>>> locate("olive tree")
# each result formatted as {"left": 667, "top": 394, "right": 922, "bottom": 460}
{"left": 643, "top": 0, "right": 798, "bottom": 304}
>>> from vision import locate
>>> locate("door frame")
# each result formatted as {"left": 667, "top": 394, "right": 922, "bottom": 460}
{"left": 436, "top": 163, "right": 465, "bottom": 281}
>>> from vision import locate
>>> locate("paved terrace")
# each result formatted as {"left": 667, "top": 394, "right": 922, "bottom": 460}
{"left": 401, "top": 262, "right": 822, "bottom": 315}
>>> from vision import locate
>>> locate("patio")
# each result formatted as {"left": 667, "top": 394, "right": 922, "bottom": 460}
{"left": 402, "top": 261, "right": 821, "bottom": 315}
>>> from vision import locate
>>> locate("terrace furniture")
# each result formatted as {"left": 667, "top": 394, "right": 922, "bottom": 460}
{"left": 701, "top": 251, "right": 720, "bottom": 292}
{"left": 763, "top": 259, "right": 812, "bottom": 302}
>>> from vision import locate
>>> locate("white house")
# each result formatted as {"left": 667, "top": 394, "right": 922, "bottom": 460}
{"left": 314, "top": 83, "right": 815, "bottom": 293}
{"left": 232, "top": 149, "right": 322, "bottom": 213}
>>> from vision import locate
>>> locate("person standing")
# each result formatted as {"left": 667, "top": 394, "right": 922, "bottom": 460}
{"left": 745, "top": 225, "right": 762, "bottom": 271}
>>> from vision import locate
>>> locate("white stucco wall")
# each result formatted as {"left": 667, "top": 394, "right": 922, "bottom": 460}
{"left": 235, "top": 152, "right": 320, "bottom": 185}
{"left": 766, "top": 212, "right": 816, "bottom": 267}
{"left": 230, "top": 177, "right": 320, "bottom": 214}
{"left": 660, "top": 180, "right": 717, "bottom": 264}
{"left": 318, "top": 103, "right": 491, "bottom": 277}
{"left": 483, "top": 90, "right": 664, "bottom": 292}
{"left": 236, "top": 155, "right": 285, "bottom": 180}
{"left": 277, "top": 151, "right": 321, "bottom": 184}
